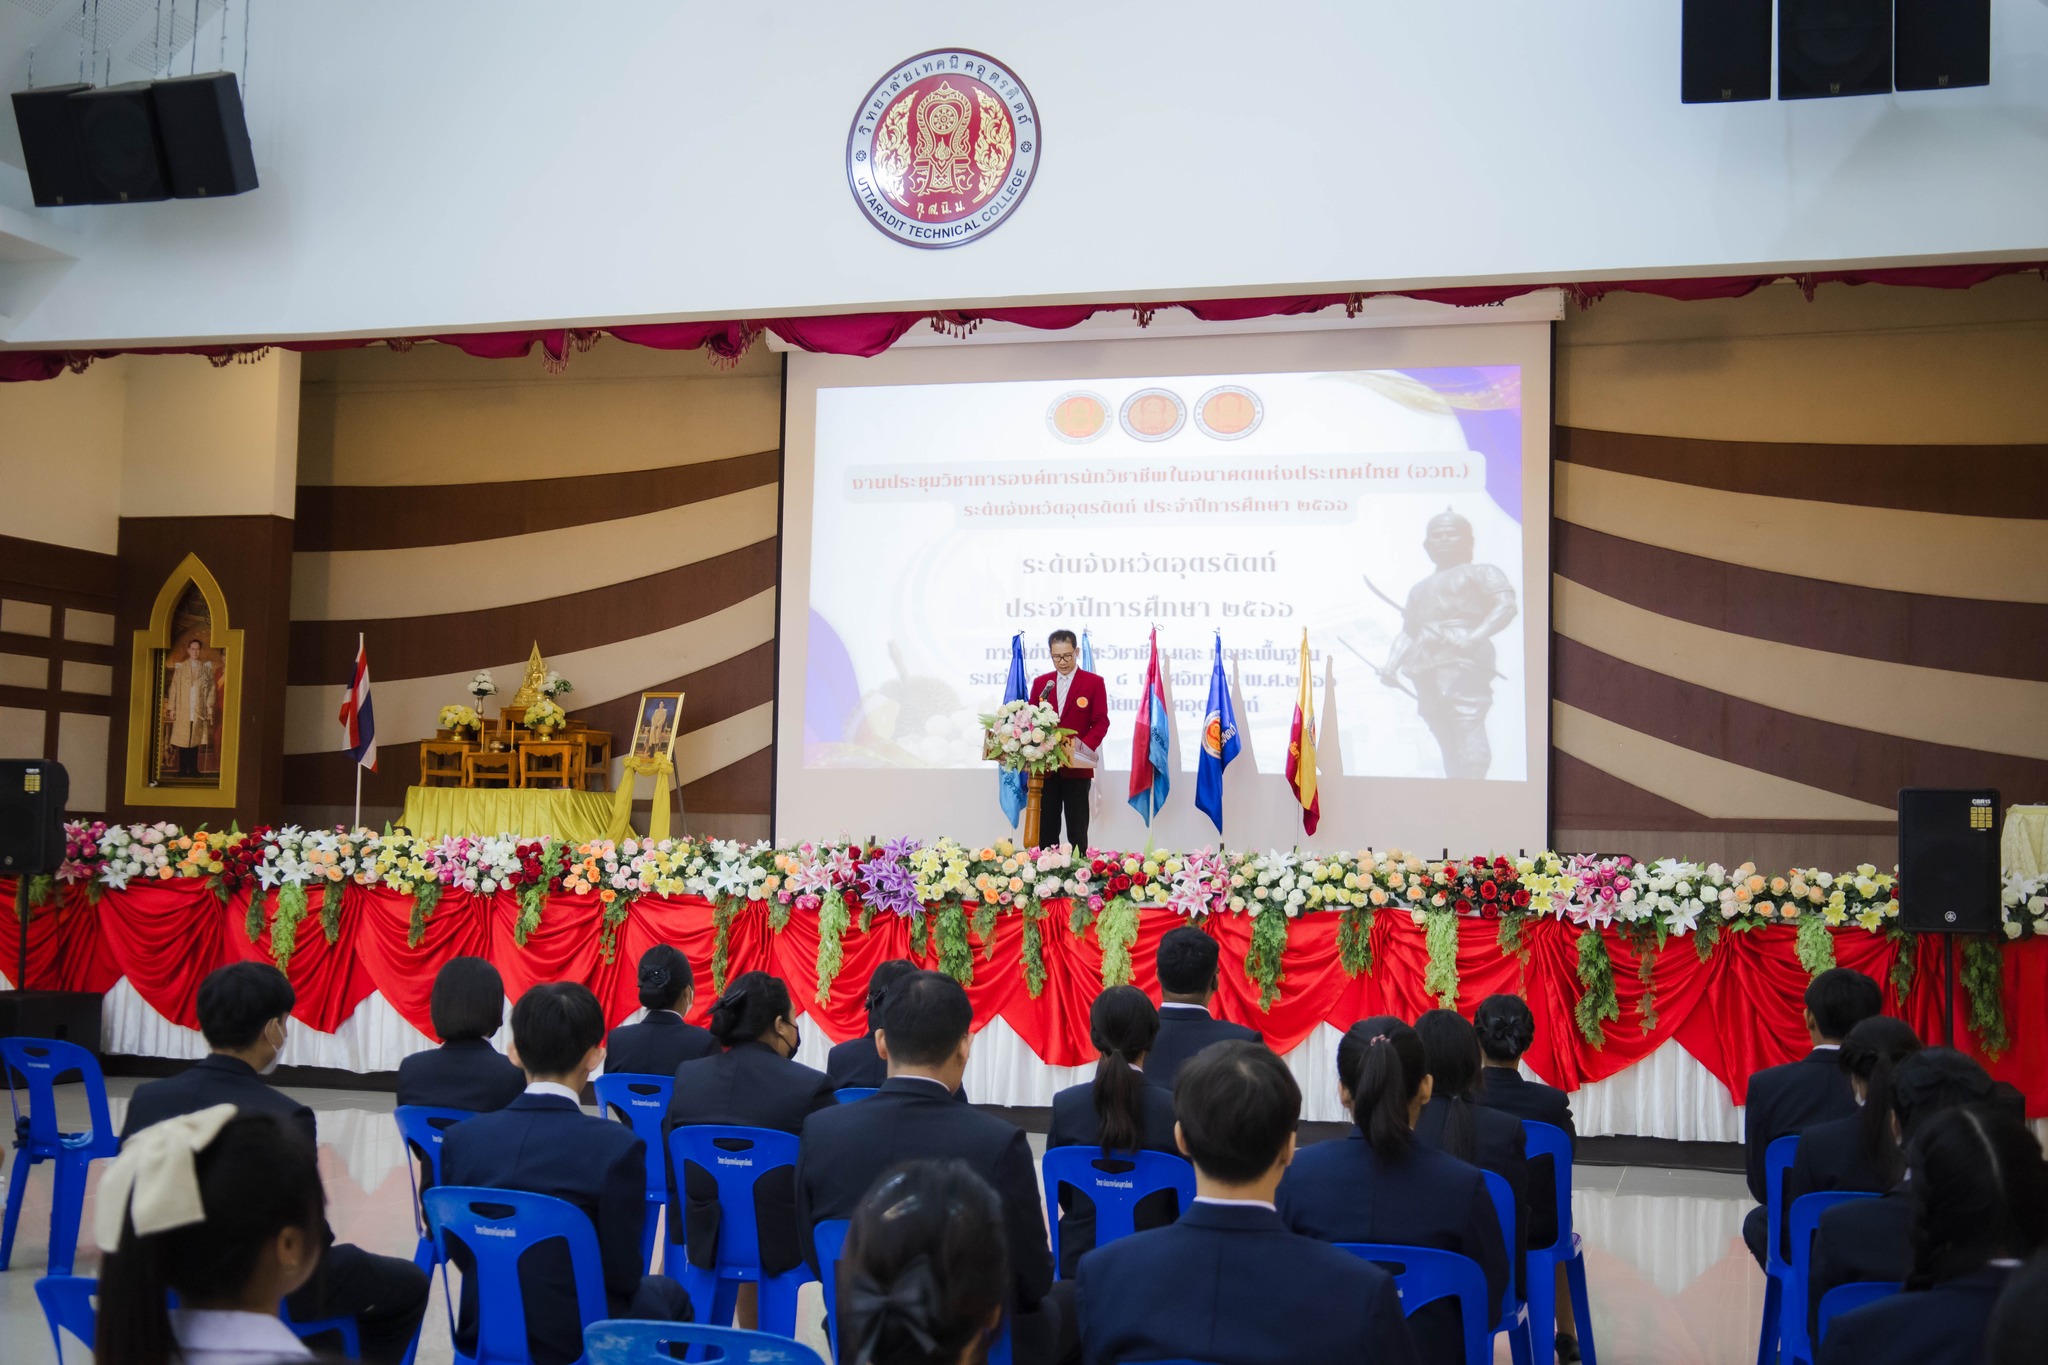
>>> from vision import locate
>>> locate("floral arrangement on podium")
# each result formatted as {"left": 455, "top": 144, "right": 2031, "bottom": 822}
{"left": 27, "top": 818, "right": 2048, "bottom": 1055}
{"left": 525, "top": 698, "right": 568, "bottom": 738}
{"left": 978, "top": 699, "right": 1075, "bottom": 773}
{"left": 437, "top": 704, "right": 481, "bottom": 736}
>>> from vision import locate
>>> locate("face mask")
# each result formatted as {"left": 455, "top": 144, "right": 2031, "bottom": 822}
{"left": 259, "top": 1020, "right": 286, "bottom": 1075}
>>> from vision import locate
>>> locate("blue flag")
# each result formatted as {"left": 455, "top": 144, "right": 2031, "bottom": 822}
{"left": 997, "top": 633, "right": 1028, "bottom": 827}
{"left": 1194, "top": 633, "right": 1240, "bottom": 834}
{"left": 1080, "top": 629, "right": 1097, "bottom": 674}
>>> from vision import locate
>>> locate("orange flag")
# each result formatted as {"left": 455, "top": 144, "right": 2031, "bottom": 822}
{"left": 1285, "top": 629, "right": 1320, "bottom": 834}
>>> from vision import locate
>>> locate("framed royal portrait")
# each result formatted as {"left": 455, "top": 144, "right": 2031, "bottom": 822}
{"left": 125, "top": 553, "right": 244, "bottom": 807}
{"left": 630, "top": 691, "right": 684, "bottom": 764}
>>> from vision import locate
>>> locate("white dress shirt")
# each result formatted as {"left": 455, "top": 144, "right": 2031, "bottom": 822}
{"left": 524, "top": 1080, "right": 582, "bottom": 1103}
{"left": 1192, "top": 1196, "right": 1277, "bottom": 1212}
{"left": 171, "top": 1309, "right": 312, "bottom": 1365}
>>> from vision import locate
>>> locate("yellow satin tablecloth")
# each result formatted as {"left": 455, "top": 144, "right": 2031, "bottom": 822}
{"left": 2006, "top": 805, "right": 2048, "bottom": 880}
{"left": 399, "top": 786, "right": 631, "bottom": 842}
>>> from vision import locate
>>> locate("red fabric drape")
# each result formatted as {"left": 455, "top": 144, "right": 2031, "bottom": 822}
{"left": 9, "top": 879, "right": 2044, "bottom": 1117}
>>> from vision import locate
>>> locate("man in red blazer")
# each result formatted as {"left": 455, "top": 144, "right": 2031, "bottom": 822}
{"left": 1029, "top": 629, "right": 1111, "bottom": 851}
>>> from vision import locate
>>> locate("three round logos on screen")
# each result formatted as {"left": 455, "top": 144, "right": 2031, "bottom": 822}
{"left": 846, "top": 49, "right": 1040, "bottom": 249}
{"left": 1047, "top": 386, "right": 1264, "bottom": 444}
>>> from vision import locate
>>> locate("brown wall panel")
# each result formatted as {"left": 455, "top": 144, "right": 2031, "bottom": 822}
{"left": 678, "top": 747, "right": 772, "bottom": 817}
{"left": 0, "top": 532, "right": 119, "bottom": 602}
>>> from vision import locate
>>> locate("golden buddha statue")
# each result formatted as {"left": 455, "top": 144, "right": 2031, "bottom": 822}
{"left": 509, "top": 642, "right": 548, "bottom": 709}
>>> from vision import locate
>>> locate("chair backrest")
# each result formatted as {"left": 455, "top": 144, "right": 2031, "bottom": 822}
{"left": 583, "top": 1317, "right": 826, "bottom": 1365}
{"left": 423, "top": 1185, "right": 611, "bottom": 1365}
{"left": 34, "top": 1273, "right": 97, "bottom": 1356}
{"left": 1521, "top": 1120, "right": 1574, "bottom": 1254}
{"left": 393, "top": 1105, "right": 473, "bottom": 1188}
{"left": 1763, "top": 1134, "right": 1800, "bottom": 1275}
{"left": 591, "top": 1073, "right": 675, "bottom": 1200}
{"left": 1479, "top": 1169, "right": 1517, "bottom": 1280}
{"left": 2, "top": 1038, "right": 114, "bottom": 1153}
{"left": 1336, "top": 1243, "right": 1492, "bottom": 1365}
{"left": 1040, "top": 1146, "right": 1196, "bottom": 1265}
{"left": 833, "top": 1087, "right": 879, "bottom": 1104}
{"left": 1788, "top": 1187, "right": 1880, "bottom": 1342}
{"left": 665, "top": 1125, "right": 802, "bottom": 1272}
{"left": 1815, "top": 1280, "right": 1900, "bottom": 1345}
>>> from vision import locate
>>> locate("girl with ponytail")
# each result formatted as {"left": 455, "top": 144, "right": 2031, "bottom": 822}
{"left": 1415, "top": 1008, "right": 1532, "bottom": 1300}
{"left": 96, "top": 1107, "right": 326, "bottom": 1365}
{"left": 1046, "top": 986, "right": 1181, "bottom": 1277}
{"left": 1786, "top": 1016, "right": 1921, "bottom": 1215}
{"left": 1818, "top": 1104, "right": 2048, "bottom": 1365}
{"left": 603, "top": 944, "right": 719, "bottom": 1076}
{"left": 1276, "top": 1017, "right": 1509, "bottom": 1365}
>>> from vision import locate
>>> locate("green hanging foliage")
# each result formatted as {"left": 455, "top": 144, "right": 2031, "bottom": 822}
{"left": 1022, "top": 901, "right": 1048, "bottom": 999}
{"left": 513, "top": 882, "right": 547, "bottom": 946}
{"left": 407, "top": 882, "right": 443, "bottom": 948}
{"left": 1496, "top": 912, "right": 1527, "bottom": 962}
{"left": 1888, "top": 929, "right": 1916, "bottom": 1009}
{"left": 1575, "top": 927, "right": 1620, "bottom": 1048}
{"left": 320, "top": 883, "right": 343, "bottom": 944}
{"left": 768, "top": 896, "right": 792, "bottom": 933}
{"left": 815, "top": 888, "right": 850, "bottom": 1004}
{"left": 1962, "top": 936, "right": 2009, "bottom": 1059}
{"left": 1338, "top": 904, "right": 1377, "bottom": 977}
{"left": 1694, "top": 915, "right": 1722, "bottom": 962}
{"left": 597, "top": 891, "right": 636, "bottom": 963}
{"left": 1423, "top": 909, "right": 1460, "bottom": 1009}
{"left": 935, "top": 904, "right": 974, "bottom": 985}
{"left": 27, "top": 874, "right": 56, "bottom": 910}
{"left": 911, "top": 913, "right": 930, "bottom": 959}
{"left": 859, "top": 903, "right": 876, "bottom": 934}
{"left": 270, "top": 883, "right": 312, "bottom": 972}
{"left": 710, "top": 897, "right": 741, "bottom": 994}
{"left": 1795, "top": 914, "right": 1837, "bottom": 978}
{"left": 1245, "top": 909, "right": 1290, "bottom": 1011}
{"left": 971, "top": 899, "right": 1000, "bottom": 961}
{"left": 1636, "top": 946, "right": 1659, "bottom": 1034}
{"left": 1069, "top": 899, "right": 1096, "bottom": 936}
{"left": 1097, "top": 898, "right": 1140, "bottom": 988}
{"left": 245, "top": 888, "right": 267, "bottom": 945}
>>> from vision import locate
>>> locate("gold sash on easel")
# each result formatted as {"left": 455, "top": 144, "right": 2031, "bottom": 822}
{"left": 610, "top": 752, "right": 676, "bottom": 841}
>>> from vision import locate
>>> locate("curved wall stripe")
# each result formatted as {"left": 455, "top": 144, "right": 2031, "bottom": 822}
{"left": 1555, "top": 578, "right": 2048, "bottom": 760}
{"left": 289, "top": 482, "right": 780, "bottom": 620}
{"left": 1554, "top": 638, "right": 2048, "bottom": 809}
{"left": 1555, "top": 462, "right": 2048, "bottom": 604}
{"left": 1557, "top": 427, "right": 2048, "bottom": 520}
{"left": 288, "top": 540, "right": 777, "bottom": 686}
{"left": 665, "top": 703, "right": 774, "bottom": 789}
{"left": 678, "top": 748, "right": 773, "bottom": 816}
{"left": 281, "top": 589, "right": 777, "bottom": 755}
{"left": 1554, "top": 522, "right": 2048, "bottom": 684}
{"left": 1551, "top": 702, "right": 1894, "bottom": 821}
{"left": 1552, "top": 752, "right": 1894, "bottom": 836}
{"left": 295, "top": 449, "right": 781, "bottom": 552}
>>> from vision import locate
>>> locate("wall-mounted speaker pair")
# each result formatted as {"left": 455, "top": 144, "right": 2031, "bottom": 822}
{"left": 9, "top": 72, "right": 258, "bottom": 207}
{"left": 1681, "top": 0, "right": 1990, "bottom": 104}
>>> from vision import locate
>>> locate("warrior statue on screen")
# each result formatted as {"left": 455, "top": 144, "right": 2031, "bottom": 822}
{"left": 1379, "top": 509, "right": 1517, "bottom": 780}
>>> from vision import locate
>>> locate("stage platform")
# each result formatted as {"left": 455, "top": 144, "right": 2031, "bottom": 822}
{"left": 398, "top": 785, "right": 628, "bottom": 841}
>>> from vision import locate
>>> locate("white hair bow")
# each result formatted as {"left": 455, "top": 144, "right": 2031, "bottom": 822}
{"left": 94, "top": 1103, "right": 239, "bottom": 1252}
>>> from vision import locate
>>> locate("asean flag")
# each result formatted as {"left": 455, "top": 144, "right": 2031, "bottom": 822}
{"left": 1285, "top": 629, "right": 1319, "bottom": 835}
{"left": 1127, "top": 627, "right": 1171, "bottom": 824}
{"left": 337, "top": 635, "right": 377, "bottom": 771}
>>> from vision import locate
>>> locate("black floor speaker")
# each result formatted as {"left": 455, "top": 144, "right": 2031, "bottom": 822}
{"left": 1682, "top": 0, "right": 1774, "bottom": 103}
{"left": 0, "top": 759, "right": 67, "bottom": 876}
{"left": 0, "top": 991, "right": 103, "bottom": 1058}
{"left": 1897, "top": 787, "right": 1999, "bottom": 933}
{"left": 1895, "top": 0, "right": 1991, "bottom": 91}
{"left": 1780, "top": 0, "right": 1895, "bottom": 99}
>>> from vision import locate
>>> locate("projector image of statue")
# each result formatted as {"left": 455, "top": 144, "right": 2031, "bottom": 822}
{"left": 1379, "top": 509, "right": 1518, "bottom": 780}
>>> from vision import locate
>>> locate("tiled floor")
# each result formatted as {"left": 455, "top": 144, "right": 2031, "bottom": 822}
{"left": 2, "top": 1079, "right": 1768, "bottom": 1364}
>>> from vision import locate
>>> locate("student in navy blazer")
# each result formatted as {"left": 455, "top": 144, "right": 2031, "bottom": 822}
{"left": 441, "top": 983, "right": 691, "bottom": 1365}
{"left": 1145, "top": 926, "right": 1262, "bottom": 1090}
{"left": 1741, "top": 967, "right": 1882, "bottom": 1266}
{"left": 824, "top": 957, "right": 968, "bottom": 1100}
{"left": 395, "top": 956, "right": 526, "bottom": 1113}
{"left": 661, "top": 971, "right": 835, "bottom": 1289}
{"left": 1280, "top": 1018, "right": 1507, "bottom": 1365}
{"left": 1415, "top": 1009, "right": 1528, "bottom": 1296}
{"left": 1078, "top": 1041, "right": 1419, "bottom": 1365}
{"left": 1784, "top": 1016, "right": 1920, "bottom": 1218}
{"left": 1818, "top": 1104, "right": 2048, "bottom": 1365}
{"left": 1046, "top": 986, "right": 1183, "bottom": 1277}
{"left": 797, "top": 971, "right": 1067, "bottom": 1365}
{"left": 121, "top": 963, "right": 431, "bottom": 1365}
{"left": 605, "top": 944, "right": 720, "bottom": 1077}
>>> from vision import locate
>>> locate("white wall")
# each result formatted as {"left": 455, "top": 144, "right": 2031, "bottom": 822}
{"left": 2, "top": 1, "right": 2047, "bottom": 347}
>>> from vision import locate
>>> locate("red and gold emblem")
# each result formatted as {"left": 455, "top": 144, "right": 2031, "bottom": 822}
{"left": 847, "top": 50, "right": 1041, "bottom": 249}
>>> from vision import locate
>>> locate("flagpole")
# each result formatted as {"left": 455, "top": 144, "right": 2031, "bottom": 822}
{"left": 352, "top": 631, "right": 364, "bottom": 830}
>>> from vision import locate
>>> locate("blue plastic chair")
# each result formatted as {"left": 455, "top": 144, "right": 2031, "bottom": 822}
{"left": 664, "top": 1126, "right": 816, "bottom": 1337}
{"left": 1756, "top": 1135, "right": 1800, "bottom": 1365}
{"left": 1523, "top": 1120, "right": 1598, "bottom": 1365}
{"left": 34, "top": 1273, "right": 95, "bottom": 1360}
{"left": 814, "top": 1217, "right": 1012, "bottom": 1365}
{"left": 1040, "top": 1146, "right": 1195, "bottom": 1271}
{"left": 592, "top": 1074, "right": 676, "bottom": 1269}
{"left": 1336, "top": 1243, "right": 1494, "bottom": 1365}
{"left": 1815, "top": 1280, "right": 1900, "bottom": 1347}
{"left": 583, "top": 1317, "right": 826, "bottom": 1365}
{"left": 1480, "top": 1169, "right": 1534, "bottom": 1365}
{"left": 1784, "top": 1191, "right": 1879, "bottom": 1365}
{"left": 279, "top": 1298, "right": 364, "bottom": 1357}
{"left": 425, "top": 1185, "right": 611, "bottom": 1365}
{"left": 393, "top": 1105, "right": 475, "bottom": 1270}
{"left": 832, "top": 1087, "right": 879, "bottom": 1104}
{"left": 2, "top": 1038, "right": 118, "bottom": 1275}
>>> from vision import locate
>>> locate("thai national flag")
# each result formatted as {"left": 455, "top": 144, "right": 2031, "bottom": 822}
{"left": 337, "top": 636, "right": 377, "bottom": 771}
{"left": 1127, "top": 627, "right": 1171, "bottom": 824}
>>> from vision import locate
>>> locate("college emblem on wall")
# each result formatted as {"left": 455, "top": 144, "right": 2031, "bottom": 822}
{"left": 847, "top": 49, "right": 1040, "bottom": 249}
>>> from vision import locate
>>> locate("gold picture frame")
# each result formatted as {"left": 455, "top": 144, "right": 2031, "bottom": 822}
{"left": 629, "top": 691, "right": 684, "bottom": 765}
{"left": 125, "top": 553, "right": 245, "bottom": 808}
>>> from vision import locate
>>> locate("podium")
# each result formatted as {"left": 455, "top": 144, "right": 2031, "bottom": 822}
{"left": 986, "top": 735, "right": 1071, "bottom": 850}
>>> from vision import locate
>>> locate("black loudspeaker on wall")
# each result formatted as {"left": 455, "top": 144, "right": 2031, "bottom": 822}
{"left": 1682, "top": 0, "right": 1774, "bottom": 103}
{"left": 1895, "top": 0, "right": 1991, "bottom": 91}
{"left": 0, "top": 759, "right": 68, "bottom": 877}
{"left": 8, "top": 72, "right": 257, "bottom": 207}
{"left": 1897, "top": 787, "right": 2000, "bottom": 934}
{"left": 1780, "top": 0, "right": 1895, "bottom": 99}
